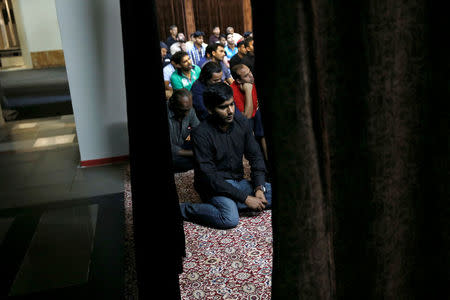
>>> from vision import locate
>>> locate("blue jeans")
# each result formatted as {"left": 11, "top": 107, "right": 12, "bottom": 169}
{"left": 180, "top": 179, "right": 272, "bottom": 229}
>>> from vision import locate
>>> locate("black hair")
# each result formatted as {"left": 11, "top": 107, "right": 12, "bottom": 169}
{"left": 168, "top": 88, "right": 192, "bottom": 110}
{"left": 205, "top": 43, "right": 224, "bottom": 57}
{"left": 244, "top": 37, "right": 253, "bottom": 48}
{"left": 171, "top": 51, "right": 190, "bottom": 75}
{"left": 237, "top": 40, "right": 245, "bottom": 48}
{"left": 171, "top": 51, "right": 189, "bottom": 65}
{"left": 193, "top": 31, "right": 205, "bottom": 37}
{"left": 198, "top": 61, "right": 223, "bottom": 84}
{"left": 203, "top": 82, "right": 234, "bottom": 110}
{"left": 169, "top": 25, "right": 177, "bottom": 30}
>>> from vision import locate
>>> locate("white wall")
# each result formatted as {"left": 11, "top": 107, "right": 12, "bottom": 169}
{"left": 55, "top": 0, "right": 129, "bottom": 163}
{"left": 12, "top": 0, "right": 62, "bottom": 53}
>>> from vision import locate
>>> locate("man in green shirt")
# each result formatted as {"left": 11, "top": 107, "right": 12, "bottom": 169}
{"left": 170, "top": 51, "right": 201, "bottom": 91}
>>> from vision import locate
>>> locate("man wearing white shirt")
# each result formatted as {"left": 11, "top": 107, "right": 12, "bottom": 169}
{"left": 225, "top": 26, "right": 243, "bottom": 45}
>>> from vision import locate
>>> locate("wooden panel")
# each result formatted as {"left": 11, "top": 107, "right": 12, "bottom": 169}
{"left": 192, "top": 0, "right": 246, "bottom": 39}
{"left": 218, "top": 0, "right": 245, "bottom": 35}
{"left": 192, "top": 0, "right": 220, "bottom": 38}
{"left": 242, "top": 0, "right": 253, "bottom": 33}
{"left": 154, "top": 0, "right": 187, "bottom": 42}
{"left": 30, "top": 50, "right": 65, "bottom": 69}
{"left": 155, "top": 0, "right": 251, "bottom": 43}
{"left": 184, "top": 0, "right": 196, "bottom": 36}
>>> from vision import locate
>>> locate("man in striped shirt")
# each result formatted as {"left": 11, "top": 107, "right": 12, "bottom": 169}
{"left": 187, "top": 31, "right": 207, "bottom": 66}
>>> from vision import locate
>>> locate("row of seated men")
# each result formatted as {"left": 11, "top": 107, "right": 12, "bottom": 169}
{"left": 168, "top": 80, "right": 272, "bottom": 229}
{"left": 164, "top": 55, "right": 267, "bottom": 171}
{"left": 162, "top": 27, "right": 272, "bottom": 229}
{"left": 161, "top": 25, "right": 252, "bottom": 73}
{"left": 161, "top": 32, "right": 255, "bottom": 92}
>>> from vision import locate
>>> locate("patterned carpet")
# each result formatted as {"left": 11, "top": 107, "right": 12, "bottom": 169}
{"left": 124, "top": 163, "right": 273, "bottom": 299}
{"left": 179, "top": 210, "right": 272, "bottom": 300}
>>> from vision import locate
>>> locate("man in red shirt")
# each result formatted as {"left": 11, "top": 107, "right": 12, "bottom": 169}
{"left": 230, "top": 64, "right": 268, "bottom": 161}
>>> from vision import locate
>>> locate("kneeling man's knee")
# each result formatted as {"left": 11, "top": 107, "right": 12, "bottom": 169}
{"left": 218, "top": 215, "right": 239, "bottom": 229}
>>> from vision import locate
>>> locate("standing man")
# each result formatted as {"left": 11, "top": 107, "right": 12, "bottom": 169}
{"left": 170, "top": 51, "right": 201, "bottom": 91}
{"left": 229, "top": 40, "right": 247, "bottom": 69}
{"left": 166, "top": 25, "right": 178, "bottom": 48}
{"left": 167, "top": 89, "right": 200, "bottom": 172}
{"left": 198, "top": 43, "right": 233, "bottom": 85}
{"left": 187, "top": 31, "right": 207, "bottom": 67}
{"left": 179, "top": 82, "right": 271, "bottom": 229}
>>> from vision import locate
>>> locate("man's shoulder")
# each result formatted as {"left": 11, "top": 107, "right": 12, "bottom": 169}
{"left": 230, "top": 53, "right": 240, "bottom": 62}
{"left": 163, "top": 63, "right": 174, "bottom": 72}
{"left": 233, "top": 110, "right": 248, "bottom": 124}
{"left": 229, "top": 55, "right": 241, "bottom": 68}
{"left": 192, "top": 118, "right": 213, "bottom": 136}
{"left": 230, "top": 80, "right": 239, "bottom": 91}
{"left": 230, "top": 81, "right": 243, "bottom": 96}
{"left": 198, "top": 57, "right": 208, "bottom": 67}
{"left": 191, "top": 80, "right": 204, "bottom": 92}
{"left": 170, "top": 70, "right": 181, "bottom": 80}
{"left": 192, "top": 65, "right": 202, "bottom": 75}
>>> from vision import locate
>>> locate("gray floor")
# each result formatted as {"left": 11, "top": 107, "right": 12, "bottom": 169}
{"left": 0, "top": 115, "right": 127, "bottom": 297}
{"left": 0, "top": 66, "right": 127, "bottom": 298}
{"left": 0, "top": 114, "right": 127, "bottom": 210}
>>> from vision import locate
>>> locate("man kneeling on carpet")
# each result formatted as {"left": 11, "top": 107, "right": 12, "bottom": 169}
{"left": 179, "top": 82, "right": 272, "bottom": 229}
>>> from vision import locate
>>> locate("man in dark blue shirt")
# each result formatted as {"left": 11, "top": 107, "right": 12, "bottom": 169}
{"left": 179, "top": 82, "right": 272, "bottom": 229}
{"left": 191, "top": 61, "right": 245, "bottom": 122}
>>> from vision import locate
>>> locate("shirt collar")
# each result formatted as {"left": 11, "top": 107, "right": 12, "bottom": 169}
{"left": 207, "top": 114, "right": 235, "bottom": 133}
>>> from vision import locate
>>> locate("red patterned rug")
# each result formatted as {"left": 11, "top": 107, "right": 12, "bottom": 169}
{"left": 124, "top": 164, "right": 273, "bottom": 300}
{"left": 179, "top": 210, "right": 272, "bottom": 300}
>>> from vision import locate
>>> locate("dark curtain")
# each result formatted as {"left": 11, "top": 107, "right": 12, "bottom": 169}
{"left": 121, "top": 0, "right": 448, "bottom": 299}
{"left": 154, "top": 0, "right": 187, "bottom": 41}
{"left": 119, "top": 2, "right": 185, "bottom": 299}
{"left": 252, "top": 0, "right": 449, "bottom": 299}
{"left": 192, "top": 0, "right": 245, "bottom": 38}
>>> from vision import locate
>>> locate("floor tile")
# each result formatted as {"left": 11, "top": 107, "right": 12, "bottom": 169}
{"left": 8, "top": 204, "right": 99, "bottom": 296}
{"left": 0, "top": 161, "right": 36, "bottom": 188}
{"left": 0, "top": 151, "right": 42, "bottom": 167}
{"left": 0, "top": 183, "right": 73, "bottom": 210}
{"left": 33, "top": 134, "right": 75, "bottom": 148}
{"left": 36, "top": 127, "right": 76, "bottom": 138}
{"left": 0, "top": 217, "right": 15, "bottom": 244}
{"left": 0, "top": 140, "right": 35, "bottom": 153}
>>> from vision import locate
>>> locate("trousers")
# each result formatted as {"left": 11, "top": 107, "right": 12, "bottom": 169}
{"left": 179, "top": 179, "right": 272, "bottom": 229}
